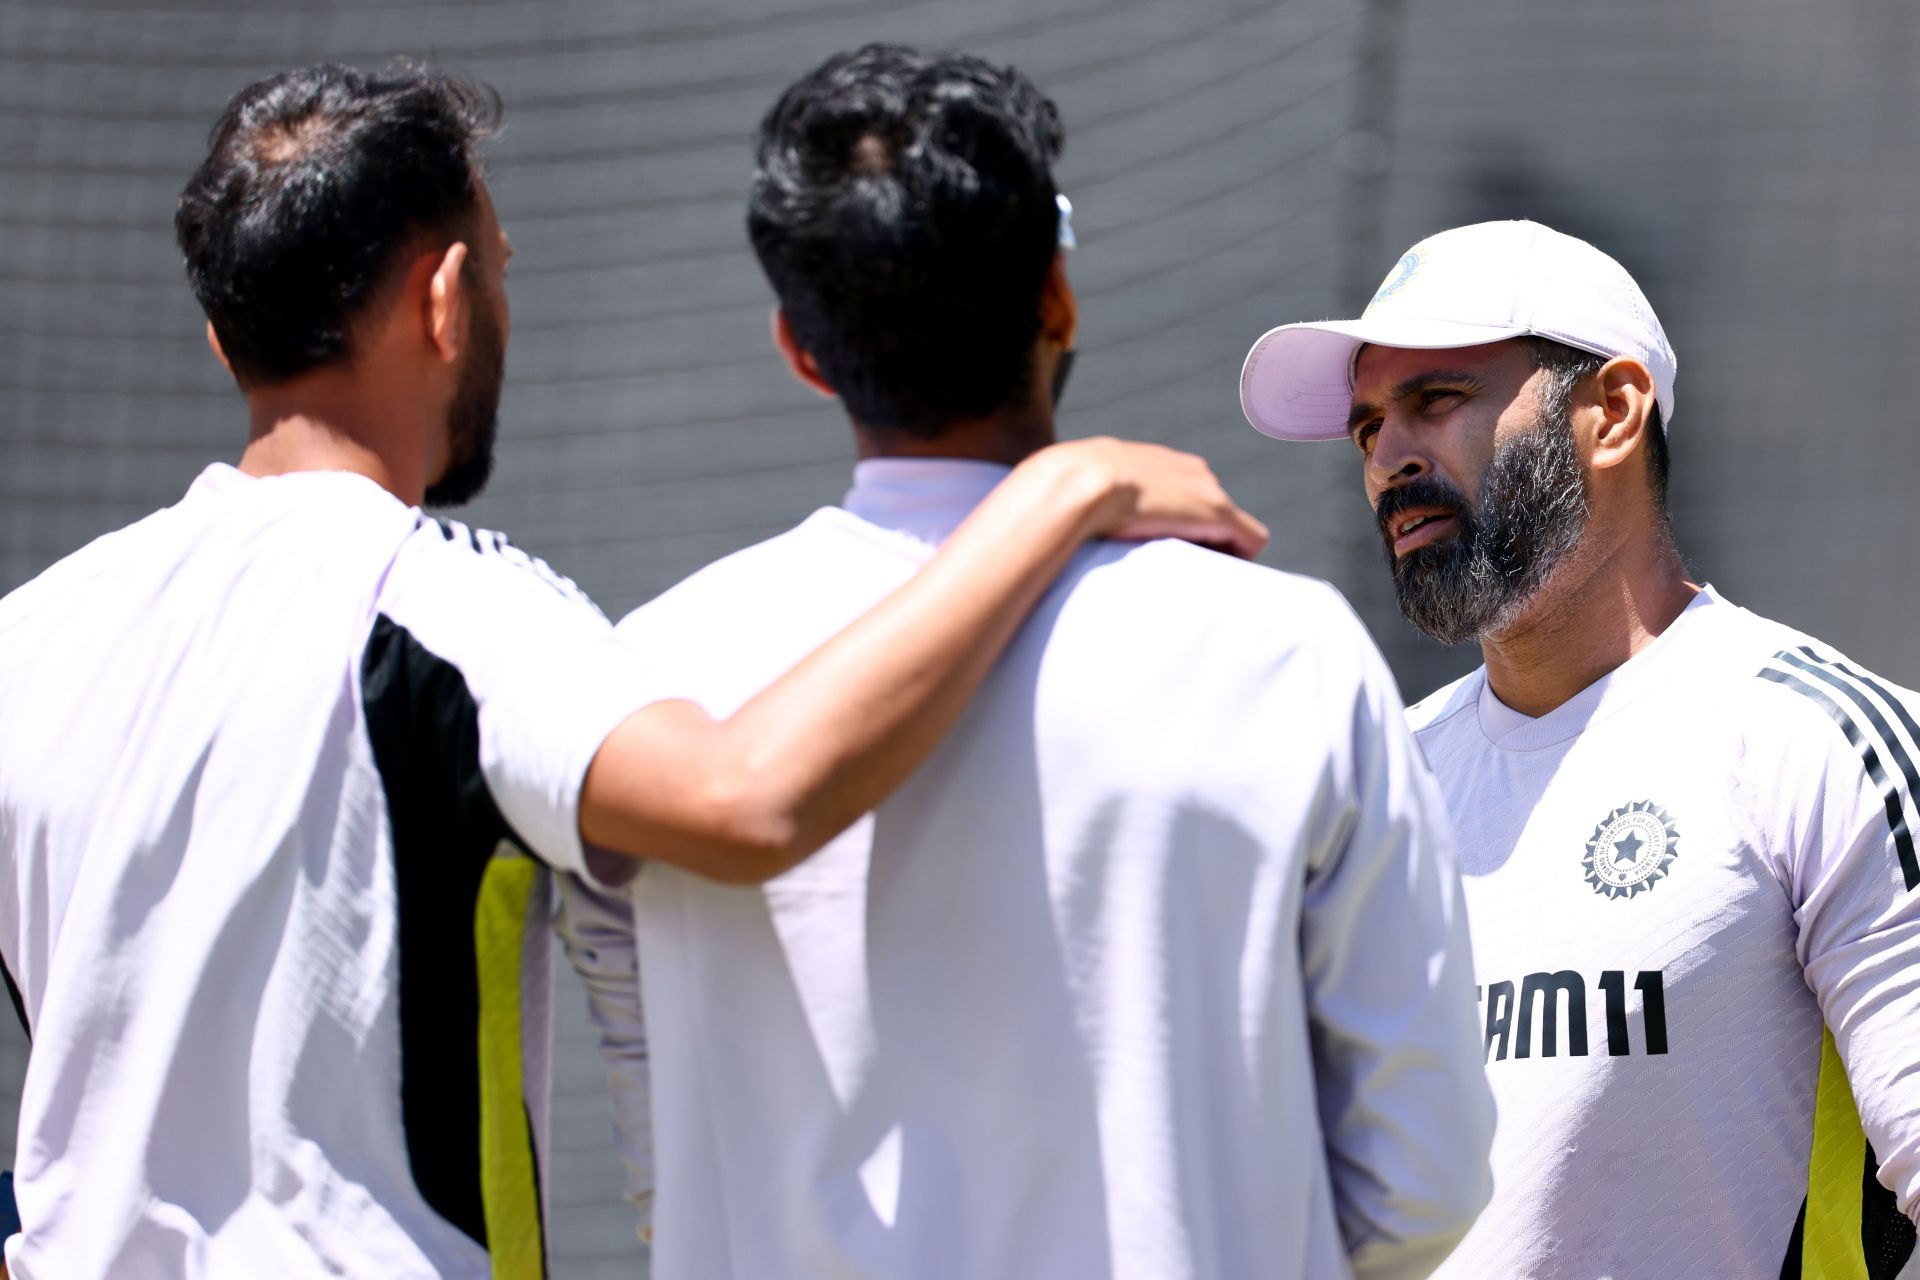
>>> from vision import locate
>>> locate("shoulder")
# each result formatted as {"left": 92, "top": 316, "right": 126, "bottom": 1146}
{"left": 1406, "top": 669, "right": 1483, "bottom": 736}
{"left": 1055, "top": 540, "right": 1397, "bottom": 709}
{"left": 1745, "top": 632, "right": 1920, "bottom": 790}
{"left": 1703, "top": 605, "right": 1920, "bottom": 872}
{"left": 370, "top": 515, "right": 619, "bottom": 682}
{"left": 0, "top": 504, "right": 179, "bottom": 642}
{"left": 615, "top": 511, "right": 858, "bottom": 643}
{"left": 1702, "top": 599, "right": 1920, "bottom": 756}
{"left": 610, "top": 511, "right": 917, "bottom": 715}
{"left": 1074, "top": 537, "right": 1360, "bottom": 628}
{"left": 388, "top": 514, "right": 606, "bottom": 623}
{"left": 1089, "top": 540, "right": 1384, "bottom": 665}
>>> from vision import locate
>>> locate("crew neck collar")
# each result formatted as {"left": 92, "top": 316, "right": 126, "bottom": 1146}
{"left": 189, "top": 462, "right": 402, "bottom": 504}
{"left": 1475, "top": 585, "right": 1723, "bottom": 750}
{"left": 841, "top": 457, "right": 1013, "bottom": 546}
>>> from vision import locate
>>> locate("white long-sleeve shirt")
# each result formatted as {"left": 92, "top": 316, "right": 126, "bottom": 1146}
{"left": 560, "top": 457, "right": 1493, "bottom": 1280}
{"left": 1414, "top": 587, "right": 1920, "bottom": 1279}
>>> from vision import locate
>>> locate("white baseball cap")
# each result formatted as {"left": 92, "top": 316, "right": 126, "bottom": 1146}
{"left": 1239, "top": 219, "right": 1676, "bottom": 442}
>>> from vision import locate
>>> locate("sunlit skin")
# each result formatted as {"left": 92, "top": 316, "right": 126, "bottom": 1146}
{"left": 1349, "top": 338, "right": 1699, "bottom": 717}
{"left": 217, "top": 176, "right": 513, "bottom": 506}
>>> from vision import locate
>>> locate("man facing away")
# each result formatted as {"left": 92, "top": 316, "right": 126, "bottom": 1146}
{"left": 0, "top": 62, "right": 1263, "bottom": 1280}
{"left": 1241, "top": 219, "right": 1920, "bottom": 1278}
{"left": 560, "top": 44, "right": 1493, "bottom": 1280}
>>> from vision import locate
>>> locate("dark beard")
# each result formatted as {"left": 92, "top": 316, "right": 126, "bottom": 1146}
{"left": 1375, "top": 400, "right": 1589, "bottom": 646}
{"left": 1050, "top": 346, "right": 1076, "bottom": 409}
{"left": 424, "top": 298, "right": 505, "bottom": 509}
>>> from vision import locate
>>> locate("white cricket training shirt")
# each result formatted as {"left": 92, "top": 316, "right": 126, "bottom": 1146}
{"left": 560, "top": 458, "right": 1494, "bottom": 1280}
{"left": 1412, "top": 587, "right": 1920, "bottom": 1279}
{"left": 0, "top": 465, "right": 656, "bottom": 1278}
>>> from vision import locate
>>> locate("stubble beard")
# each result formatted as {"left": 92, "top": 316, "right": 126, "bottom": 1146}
{"left": 424, "top": 297, "right": 505, "bottom": 510}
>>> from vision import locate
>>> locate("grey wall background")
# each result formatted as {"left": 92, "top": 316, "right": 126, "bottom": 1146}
{"left": 2, "top": 1, "right": 1916, "bottom": 1275}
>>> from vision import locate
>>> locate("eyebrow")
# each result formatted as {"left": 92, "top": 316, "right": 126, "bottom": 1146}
{"left": 1347, "top": 370, "right": 1487, "bottom": 433}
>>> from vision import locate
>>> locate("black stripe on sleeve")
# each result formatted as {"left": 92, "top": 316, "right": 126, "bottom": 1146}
{"left": 1802, "top": 647, "right": 1920, "bottom": 804}
{"left": 0, "top": 953, "right": 27, "bottom": 1043}
{"left": 424, "top": 517, "right": 601, "bottom": 616}
{"left": 1781, "top": 651, "right": 1920, "bottom": 853}
{"left": 1758, "top": 661, "right": 1920, "bottom": 890}
{"left": 1862, "top": 1140, "right": 1916, "bottom": 1280}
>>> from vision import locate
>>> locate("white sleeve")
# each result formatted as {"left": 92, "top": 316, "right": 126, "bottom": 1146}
{"left": 553, "top": 872, "right": 655, "bottom": 1244}
{"left": 1301, "top": 625, "right": 1494, "bottom": 1280}
{"left": 1763, "top": 657, "right": 1920, "bottom": 1220}
{"left": 375, "top": 526, "right": 663, "bottom": 881}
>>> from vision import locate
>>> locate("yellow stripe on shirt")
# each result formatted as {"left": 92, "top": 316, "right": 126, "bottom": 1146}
{"left": 475, "top": 847, "right": 545, "bottom": 1280}
{"left": 1801, "top": 1027, "right": 1868, "bottom": 1280}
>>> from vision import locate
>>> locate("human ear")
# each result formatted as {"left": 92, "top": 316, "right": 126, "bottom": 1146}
{"left": 426, "top": 241, "right": 470, "bottom": 364}
{"left": 1588, "top": 357, "right": 1657, "bottom": 474}
{"left": 1039, "top": 253, "right": 1078, "bottom": 351}
{"left": 204, "top": 321, "right": 234, "bottom": 379}
{"left": 771, "top": 309, "right": 836, "bottom": 399}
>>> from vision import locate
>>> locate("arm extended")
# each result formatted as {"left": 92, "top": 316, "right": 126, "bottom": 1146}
{"left": 580, "top": 437, "right": 1265, "bottom": 884}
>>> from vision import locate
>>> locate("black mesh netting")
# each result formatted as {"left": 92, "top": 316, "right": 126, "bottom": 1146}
{"left": 4, "top": 2, "right": 1917, "bottom": 1273}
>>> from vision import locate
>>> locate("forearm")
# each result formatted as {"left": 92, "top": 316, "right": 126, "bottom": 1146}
{"left": 581, "top": 448, "right": 1115, "bottom": 881}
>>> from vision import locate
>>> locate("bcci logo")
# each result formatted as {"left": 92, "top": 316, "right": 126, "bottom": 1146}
{"left": 1582, "top": 801, "right": 1680, "bottom": 900}
{"left": 1366, "top": 250, "right": 1422, "bottom": 312}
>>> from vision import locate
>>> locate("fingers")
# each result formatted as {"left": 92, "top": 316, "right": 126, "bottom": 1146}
{"left": 1056, "top": 438, "right": 1267, "bottom": 559}
{"left": 1109, "top": 510, "right": 1269, "bottom": 560}
{"left": 1173, "top": 459, "right": 1267, "bottom": 559}
{"left": 1217, "top": 506, "right": 1271, "bottom": 559}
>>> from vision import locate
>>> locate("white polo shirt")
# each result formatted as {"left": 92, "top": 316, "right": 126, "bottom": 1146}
{"left": 0, "top": 464, "right": 656, "bottom": 1279}
{"left": 1412, "top": 587, "right": 1920, "bottom": 1279}
{"left": 561, "top": 457, "right": 1493, "bottom": 1280}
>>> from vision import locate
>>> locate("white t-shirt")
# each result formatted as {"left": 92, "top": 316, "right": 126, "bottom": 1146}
{"left": 560, "top": 457, "right": 1493, "bottom": 1280}
{"left": 1411, "top": 586, "right": 1920, "bottom": 1280}
{"left": 0, "top": 464, "right": 656, "bottom": 1279}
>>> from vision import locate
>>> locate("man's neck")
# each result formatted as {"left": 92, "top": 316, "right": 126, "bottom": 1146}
{"left": 236, "top": 372, "right": 432, "bottom": 506}
{"left": 851, "top": 411, "right": 1055, "bottom": 468}
{"left": 1479, "top": 528, "right": 1700, "bottom": 719}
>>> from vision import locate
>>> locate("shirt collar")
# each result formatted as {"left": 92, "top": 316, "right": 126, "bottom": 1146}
{"left": 1475, "top": 584, "right": 1726, "bottom": 749}
{"left": 841, "top": 457, "right": 1013, "bottom": 546}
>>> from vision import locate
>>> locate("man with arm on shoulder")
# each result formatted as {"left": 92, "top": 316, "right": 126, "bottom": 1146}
{"left": 0, "top": 62, "right": 1258, "bottom": 1280}
{"left": 1242, "top": 218, "right": 1920, "bottom": 1278}
{"left": 562, "top": 43, "right": 1492, "bottom": 1280}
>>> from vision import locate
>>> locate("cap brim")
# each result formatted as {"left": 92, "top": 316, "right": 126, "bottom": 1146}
{"left": 1239, "top": 316, "right": 1531, "bottom": 441}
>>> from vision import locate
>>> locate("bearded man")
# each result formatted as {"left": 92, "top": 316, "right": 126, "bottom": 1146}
{"left": 1241, "top": 219, "right": 1920, "bottom": 1279}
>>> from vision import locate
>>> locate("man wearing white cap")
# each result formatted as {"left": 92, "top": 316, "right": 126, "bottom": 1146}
{"left": 1242, "top": 219, "right": 1920, "bottom": 1278}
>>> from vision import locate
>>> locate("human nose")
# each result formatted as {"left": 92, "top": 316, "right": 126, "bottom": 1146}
{"left": 1365, "top": 414, "right": 1428, "bottom": 496}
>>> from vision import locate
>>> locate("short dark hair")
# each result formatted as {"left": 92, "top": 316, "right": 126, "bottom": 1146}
{"left": 1523, "top": 335, "right": 1670, "bottom": 514}
{"left": 747, "top": 44, "right": 1064, "bottom": 437}
{"left": 175, "top": 62, "right": 502, "bottom": 387}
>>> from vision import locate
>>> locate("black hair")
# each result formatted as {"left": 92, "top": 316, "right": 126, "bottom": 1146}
{"left": 747, "top": 43, "right": 1064, "bottom": 437}
{"left": 175, "top": 61, "right": 502, "bottom": 387}
{"left": 1524, "top": 335, "right": 1670, "bottom": 515}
